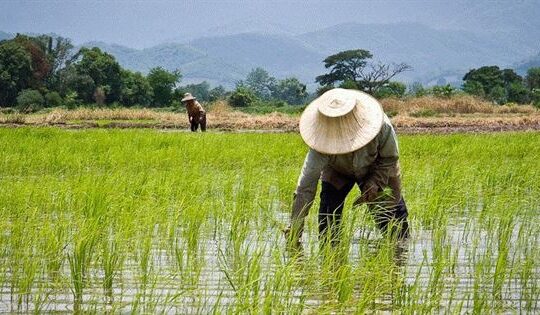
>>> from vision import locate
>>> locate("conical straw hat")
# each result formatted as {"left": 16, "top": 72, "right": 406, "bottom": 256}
{"left": 181, "top": 93, "right": 196, "bottom": 102}
{"left": 299, "top": 88, "right": 384, "bottom": 154}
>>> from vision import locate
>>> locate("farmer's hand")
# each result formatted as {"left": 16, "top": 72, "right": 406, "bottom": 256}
{"left": 353, "top": 182, "right": 380, "bottom": 207}
{"left": 283, "top": 226, "right": 303, "bottom": 256}
{"left": 364, "top": 182, "right": 379, "bottom": 203}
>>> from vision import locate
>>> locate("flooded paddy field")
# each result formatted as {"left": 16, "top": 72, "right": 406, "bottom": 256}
{"left": 0, "top": 128, "right": 539, "bottom": 313}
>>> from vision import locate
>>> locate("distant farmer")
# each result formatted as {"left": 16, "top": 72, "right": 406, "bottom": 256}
{"left": 181, "top": 93, "right": 206, "bottom": 132}
{"left": 286, "top": 88, "right": 409, "bottom": 250}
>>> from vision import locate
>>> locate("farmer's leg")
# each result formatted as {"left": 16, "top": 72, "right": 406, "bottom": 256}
{"left": 319, "top": 180, "right": 354, "bottom": 245}
{"left": 190, "top": 120, "right": 197, "bottom": 132}
{"left": 200, "top": 113, "right": 207, "bottom": 132}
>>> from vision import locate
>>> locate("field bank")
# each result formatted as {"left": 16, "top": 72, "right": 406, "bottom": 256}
{"left": 0, "top": 128, "right": 539, "bottom": 313}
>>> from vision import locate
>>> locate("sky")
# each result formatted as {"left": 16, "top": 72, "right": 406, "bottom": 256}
{"left": 0, "top": 0, "right": 537, "bottom": 48}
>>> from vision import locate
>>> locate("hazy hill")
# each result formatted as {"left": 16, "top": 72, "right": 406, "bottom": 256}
{"left": 188, "top": 33, "right": 324, "bottom": 80}
{"left": 515, "top": 52, "right": 540, "bottom": 75}
{"left": 0, "top": 31, "right": 12, "bottom": 41}
{"left": 298, "top": 22, "right": 538, "bottom": 83}
{"left": 438, "top": 2, "right": 540, "bottom": 40}
{"left": 83, "top": 41, "right": 246, "bottom": 87}
{"left": 83, "top": 34, "right": 324, "bottom": 88}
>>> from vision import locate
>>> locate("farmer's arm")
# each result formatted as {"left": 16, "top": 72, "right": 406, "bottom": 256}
{"left": 196, "top": 101, "right": 205, "bottom": 114}
{"left": 289, "top": 149, "right": 328, "bottom": 239}
{"left": 364, "top": 119, "right": 401, "bottom": 202}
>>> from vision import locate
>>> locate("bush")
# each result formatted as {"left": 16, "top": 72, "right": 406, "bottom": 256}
{"left": 229, "top": 86, "right": 258, "bottom": 107}
{"left": 16, "top": 89, "right": 44, "bottom": 112}
{"left": 431, "top": 84, "right": 456, "bottom": 99}
{"left": 45, "top": 91, "right": 63, "bottom": 107}
{"left": 410, "top": 109, "right": 437, "bottom": 117}
{"left": 64, "top": 91, "right": 80, "bottom": 109}
{"left": 488, "top": 86, "right": 506, "bottom": 104}
{"left": 531, "top": 88, "right": 540, "bottom": 108}
{"left": 375, "top": 82, "right": 406, "bottom": 99}
{"left": 408, "top": 82, "right": 427, "bottom": 97}
{"left": 338, "top": 80, "right": 359, "bottom": 90}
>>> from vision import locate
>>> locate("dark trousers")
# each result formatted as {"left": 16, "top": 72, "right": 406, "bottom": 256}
{"left": 319, "top": 181, "right": 409, "bottom": 244}
{"left": 190, "top": 113, "right": 207, "bottom": 132}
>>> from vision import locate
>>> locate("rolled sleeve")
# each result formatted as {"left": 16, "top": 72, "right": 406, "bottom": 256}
{"left": 291, "top": 149, "right": 328, "bottom": 234}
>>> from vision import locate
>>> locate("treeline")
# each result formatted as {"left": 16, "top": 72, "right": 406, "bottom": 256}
{"left": 216, "top": 49, "right": 540, "bottom": 109}
{"left": 0, "top": 34, "right": 229, "bottom": 111}
{"left": 309, "top": 49, "right": 540, "bottom": 107}
{"left": 0, "top": 34, "right": 309, "bottom": 112}
{"left": 1, "top": 35, "right": 540, "bottom": 112}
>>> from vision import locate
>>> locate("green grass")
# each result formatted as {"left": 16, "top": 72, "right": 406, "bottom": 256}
{"left": 67, "top": 119, "right": 160, "bottom": 127}
{"left": 0, "top": 128, "right": 539, "bottom": 313}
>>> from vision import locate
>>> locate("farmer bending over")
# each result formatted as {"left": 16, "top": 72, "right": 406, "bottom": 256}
{"left": 286, "top": 88, "right": 409, "bottom": 250}
{"left": 181, "top": 93, "right": 206, "bottom": 132}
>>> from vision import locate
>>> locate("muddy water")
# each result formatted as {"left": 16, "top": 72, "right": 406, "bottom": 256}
{"left": 1, "top": 217, "right": 539, "bottom": 313}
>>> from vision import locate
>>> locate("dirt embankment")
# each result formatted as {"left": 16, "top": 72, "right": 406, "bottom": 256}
{"left": 1, "top": 97, "right": 540, "bottom": 134}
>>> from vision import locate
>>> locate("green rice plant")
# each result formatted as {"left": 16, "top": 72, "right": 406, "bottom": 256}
{"left": 67, "top": 220, "right": 99, "bottom": 310}
{"left": 100, "top": 229, "right": 125, "bottom": 304}
{"left": 0, "top": 128, "right": 539, "bottom": 313}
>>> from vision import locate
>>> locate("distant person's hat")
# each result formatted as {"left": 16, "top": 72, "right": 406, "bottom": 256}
{"left": 181, "top": 93, "right": 196, "bottom": 102}
{"left": 299, "top": 88, "right": 384, "bottom": 155}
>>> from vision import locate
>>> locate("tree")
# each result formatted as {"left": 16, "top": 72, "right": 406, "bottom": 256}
{"left": 147, "top": 67, "right": 181, "bottom": 106}
{"left": 463, "top": 66, "right": 531, "bottom": 104}
{"left": 274, "top": 77, "right": 307, "bottom": 105}
{"left": 120, "top": 70, "right": 153, "bottom": 106}
{"left": 16, "top": 89, "right": 44, "bottom": 112}
{"left": 72, "top": 47, "right": 123, "bottom": 103}
{"left": 93, "top": 86, "right": 106, "bottom": 105}
{"left": 357, "top": 62, "right": 412, "bottom": 94}
{"left": 0, "top": 41, "right": 33, "bottom": 106}
{"left": 229, "top": 86, "right": 258, "bottom": 107}
{"left": 316, "top": 49, "right": 411, "bottom": 94}
{"left": 36, "top": 35, "right": 74, "bottom": 89}
{"left": 176, "top": 81, "right": 212, "bottom": 102}
{"left": 408, "top": 82, "right": 427, "bottom": 97}
{"left": 489, "top": 86, "right": 507, "bottom": 104}
{"left": 316, "top": 49, "right": 372, "bottom": 86}
{"left": 531, "top": 89, "right": 540, "bottom": 108}
{"left": 13, "top": 35, "right": 51, "bottom": 88}
{"left": 375, "top": 81, "right": 406, "bottom": 99}
{"left": 463, "top": 80, "right": 485, "bottom": 97}
{"left": 209, "top": 85, "right": 227, "bottom": 102}
{"left": 243, "top": 68, "right": 277, "bottom": 100}
{"left": 44, "top": 91, "right": 63, "bottom": 107}
{"left": 0, "top": 34, "right": 74, "bottom": 106}
{"left": 506, "top": 82, "right": 529, "bottom": 104}
{"left": 525, "top": 67, "right": 540, "bottom": 90}
{"left": 59, "top": 65, "right": 96, "bottom": 103}
{"left": 463, "top": 66, "right": 504, "bottom": 98}
{"left": 431, "top": 84, "right": 456, "bottom": 99}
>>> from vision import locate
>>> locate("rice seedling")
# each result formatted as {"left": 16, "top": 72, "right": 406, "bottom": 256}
{"left": 0, "top": 127, "right": 538, "bottom": 313}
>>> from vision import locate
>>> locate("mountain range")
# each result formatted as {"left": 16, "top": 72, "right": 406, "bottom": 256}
{"left": 78, "top": 21, "right": 539, "bottom": 89}
{"left": 2, "top": 20, "right": 539, "bottom": 89}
